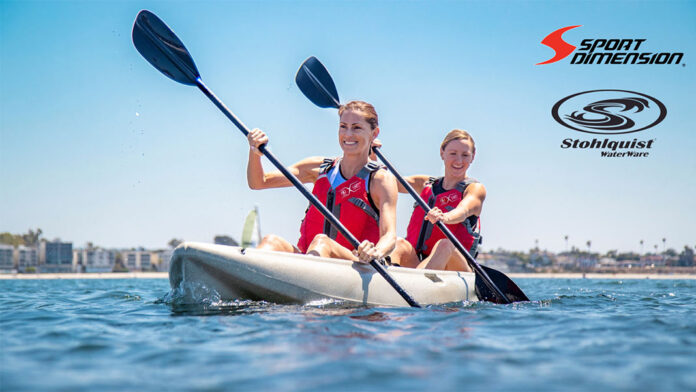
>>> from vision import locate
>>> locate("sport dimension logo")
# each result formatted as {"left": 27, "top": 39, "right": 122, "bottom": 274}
{"left": 553, "top": 90, "right": 666, "bottom": 158}
{"left": 537, "top": 26, "right": 684, "bottom": 65}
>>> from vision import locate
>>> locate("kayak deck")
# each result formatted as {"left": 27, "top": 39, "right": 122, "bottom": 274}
{"left": 169, "top": 242, "right": 477, "bottom": 307}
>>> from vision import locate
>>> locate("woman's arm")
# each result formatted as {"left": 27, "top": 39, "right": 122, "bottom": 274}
{"left": 356, "top": 169, "right": 399, "bottom": 262}
{"left": 397, "top": 175, "right": 430, "bottom": 195}
{"left": 425, "top": 183, "right": 487, "bottom": 225}
{"left": 246, "top": 128, "right": 322, "bottom": 189}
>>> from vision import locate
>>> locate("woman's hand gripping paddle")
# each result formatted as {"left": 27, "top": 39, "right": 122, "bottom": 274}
{"left": 132, "top": 11, "right": 421, "bottom": 308}
{"left": 296, "top": 56, "right": 529, "bottom": 304}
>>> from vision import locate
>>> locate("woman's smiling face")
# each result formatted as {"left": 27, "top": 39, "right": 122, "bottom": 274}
{"left": 440, "top": 138, "right": 475, "bottom": 177}
{"left": 338, "top": 109, "right": 378, "bottom": 155}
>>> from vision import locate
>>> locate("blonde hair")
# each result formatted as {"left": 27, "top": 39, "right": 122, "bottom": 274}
{"left": 338, "top": 101, "right": 378, "bottom": 130}
{"left": 440, "top": 129, "right": 475, "bottom": 153}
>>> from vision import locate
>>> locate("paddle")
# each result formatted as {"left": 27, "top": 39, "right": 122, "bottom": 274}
{"left": 296, "top": 56, "right": 529, "bottom": 304}
{"left": 131, "top": 10, "right": 421, "bottom": 308}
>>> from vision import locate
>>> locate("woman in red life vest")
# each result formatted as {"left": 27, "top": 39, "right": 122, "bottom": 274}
{"left": 387, "top": 129, "right": 485, "bottom": 272}
{"left": 246, "top": 101, "right": 398, "bottom": 263}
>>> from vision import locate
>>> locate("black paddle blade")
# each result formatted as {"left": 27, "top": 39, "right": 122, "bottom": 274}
{"left": 132, "top": 10, "right": 200, "bottom": 86}
{"left": 475, "top": 265, "right": 530, "bottom": 304}
{"left": 295, "top": 56, "right": 340, "bottom": 109}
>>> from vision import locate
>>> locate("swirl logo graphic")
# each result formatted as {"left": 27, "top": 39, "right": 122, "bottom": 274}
{"left": 537, "top": 25, "right": 582, "bottom": 65}
{"left": 552, "top": 90, "right": 666, "bottom": 134}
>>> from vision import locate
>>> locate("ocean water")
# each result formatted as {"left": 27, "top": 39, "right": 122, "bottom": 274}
{"left": 1, "top": 278, "right": 694, "bottom": 391}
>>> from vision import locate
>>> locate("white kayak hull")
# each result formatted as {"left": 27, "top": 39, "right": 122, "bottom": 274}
{"left": 169, "top": 242, "right": 477, "bottom": 307}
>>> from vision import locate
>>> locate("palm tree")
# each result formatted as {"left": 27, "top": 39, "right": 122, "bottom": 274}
{"left": 586, "top": 240, "right": 591, "bottom": 254}
{"left": 640, "top": 239, "right": 644, "bottom": 255}
{"left": 564, "top": 235, "right": 569, "bottom": 252}
{"left": 662, "top": 238, "right": 666, "bottom": 253}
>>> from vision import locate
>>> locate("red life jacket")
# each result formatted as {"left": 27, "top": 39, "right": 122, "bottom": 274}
{"left": 297, "top": 158, "right": 382, "bottom": 253}
{"left": 405, "top": 177, "right": 482, "bottom": 259}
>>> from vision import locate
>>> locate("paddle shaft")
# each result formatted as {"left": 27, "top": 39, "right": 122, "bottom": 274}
{"left": 195, "top": 78, "right": 421, "bottom": 308}
{"left": 372, "top": 147, "right": 512, "bottom": 304}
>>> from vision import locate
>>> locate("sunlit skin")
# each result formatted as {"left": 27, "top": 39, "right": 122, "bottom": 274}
{"left": 246, "top": 109, "right": 398, "bottom": 263}
{"left": 384, "top": 137, "right": 486, "bottom": 272}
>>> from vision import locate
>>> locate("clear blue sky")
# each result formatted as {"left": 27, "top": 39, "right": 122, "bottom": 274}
{"left": 1, "top": 1, "right": 694, "bottom": 253}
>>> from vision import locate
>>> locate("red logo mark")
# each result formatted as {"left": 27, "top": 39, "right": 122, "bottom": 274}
{"left": 439, "top": 194, "right": 461, "bottom": 205}
{"left": 339, "top": 181, "right": 362, "bottom": 198}
{"left": 537, "top": 25, "right": 582, "bottom": 65}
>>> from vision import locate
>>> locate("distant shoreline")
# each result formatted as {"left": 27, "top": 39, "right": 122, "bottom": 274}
{"left": 0, "top": 272, "right": 169, "bottom": 280}
{"left": 508, "top": 273, "right": 696, "bottom": 280}
{"left": 1, "top": 272, "right": 695, "bottom": 280}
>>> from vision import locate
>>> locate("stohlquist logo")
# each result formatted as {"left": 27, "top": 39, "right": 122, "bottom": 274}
{"left": 553, "top": 90, "right": 666, "bottom": 134}
{"left": 537, "top": 26, "right": 684, "bottom": 65}
{"left": 553, "top": 90, "right": 666, "bottom": 158}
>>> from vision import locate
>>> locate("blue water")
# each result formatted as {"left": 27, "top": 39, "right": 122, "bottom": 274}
{"left": 1, "top": 278, "right": 694, "bottom": 391}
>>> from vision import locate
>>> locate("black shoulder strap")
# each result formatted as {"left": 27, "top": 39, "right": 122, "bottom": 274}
{"left": 454, "top": 177, "right": 479, "bottom": 193}
{"left": 320, "top": 158, "right": 339, "bottom": 238}
{"left": 355, "top": 161, "right": 382, "bottom": 180}
{"left": 363, "top": 161, "right": 385, "bottom": 217}
{"left": 414, "top": 178, "right": 440, "bottom": 254}
{"left": 412, "top": 176, "right": 438, "bottom": 209}
{"left": 319, "top": 158, "right": 336, "bottom": 174}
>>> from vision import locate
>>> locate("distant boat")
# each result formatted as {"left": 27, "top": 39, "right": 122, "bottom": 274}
{"left": 241, "top": 206, "right": 262, "bottom": 248}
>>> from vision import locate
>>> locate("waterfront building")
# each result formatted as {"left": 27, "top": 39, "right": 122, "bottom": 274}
{"left": 0, "top": 244, "right": 16, "bottom": 273}
{"left": 641, "top": 254, "right": 666, "bottom": 267}
{"left": 40, "top": 241, "right": 73, "bottom": 273}
{"left": 598, "top": 257, "right": 618, "bottom": 268}
{"left": 121, "top": 250, "right": 158, "bottom": 272}
{"left": 73, "top": 248, "right": 115, "bottom": 273}
{"left": 16, "top": 246, "right": 39, "bottom": 273}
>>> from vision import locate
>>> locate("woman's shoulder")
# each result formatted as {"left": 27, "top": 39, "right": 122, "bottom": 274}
{"left": 293, "top": 156, "right": 330, "bottom": 170}
{"left": 462, "top": 180, "right": 486, "bottom": 198}
{"left": 291, "top": 156, "right": 331, "bottom": 183}
{"left": 370, "top": 166, "right": 398, "bottom": 187}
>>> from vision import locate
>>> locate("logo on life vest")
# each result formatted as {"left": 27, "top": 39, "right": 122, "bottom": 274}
{"left": 438, "top": 193, "right": 461, "bottom": 205}
{"left": 339, "top": 181, "right": 362, "bottom": 198}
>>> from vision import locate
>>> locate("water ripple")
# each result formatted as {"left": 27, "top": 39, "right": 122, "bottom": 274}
{"left": 1, "top": 278, "right": 695, "bottom": 391}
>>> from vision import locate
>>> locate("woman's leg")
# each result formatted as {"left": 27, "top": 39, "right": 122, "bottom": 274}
{"left": 389, "top": 237, "right": 421, "bottom": 268}
{"left": 257, "top": 234, "right": 301, "bottom": 254}
{"left": 306, "top": 234, "right": 357, "bottom": 260}
{"left": 417, "top": 239, "right": 471, "bottom": 272}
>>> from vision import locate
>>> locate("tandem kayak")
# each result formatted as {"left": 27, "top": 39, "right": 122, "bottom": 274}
{"left": 169, "top": 242, "right": 477, "bottom": 306}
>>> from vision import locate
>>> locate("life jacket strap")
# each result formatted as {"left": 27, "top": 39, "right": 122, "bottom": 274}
{"left": 323, "top": 189, "right": 341, "bottom": 240}
{"left": 347, "top": 197, "right": 380, "bottom": 223}
{"left": 444, "top": 205, "right": 482, "bottom": 258}
{"left": 415, "top": 193, "right": 437, "bottom": 253}
{"left": 356, "top": 161, "right": 382, "bottom": 179}
{"left": 319, "top": 157, "right": 336, "bottom": 174}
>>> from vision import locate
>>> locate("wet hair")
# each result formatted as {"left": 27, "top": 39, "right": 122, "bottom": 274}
{"left": 441, "top": 129, "right": 476, "bottom": 154}
{"left": 338, "top": 101, "right": 378, "bottom": 130}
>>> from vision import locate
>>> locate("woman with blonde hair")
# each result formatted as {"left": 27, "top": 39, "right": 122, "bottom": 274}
{"left": 388, "top": 129, "right": 485, "bottom": 271}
